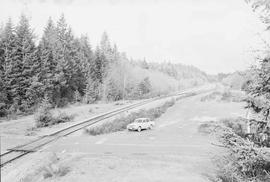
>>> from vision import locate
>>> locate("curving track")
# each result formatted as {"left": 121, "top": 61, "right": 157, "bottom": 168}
{"left": 0, "top": 89, "right": 209, "bottom": 168}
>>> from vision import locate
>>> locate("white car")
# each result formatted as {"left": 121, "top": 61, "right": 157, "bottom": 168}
{"left": 127, "top": 118, "right": 155, "bottom": 132}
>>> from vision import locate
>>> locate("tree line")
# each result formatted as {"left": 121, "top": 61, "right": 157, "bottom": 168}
{"left": 0, "top": 14, "right": 152, "bottom": 117}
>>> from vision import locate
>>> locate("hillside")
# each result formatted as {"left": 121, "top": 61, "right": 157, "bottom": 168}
{"left": 133, "top": 60, "right": 210, "bottom": 89}
{"left": 221, "top": 70, "right": 254, "bottom": 90}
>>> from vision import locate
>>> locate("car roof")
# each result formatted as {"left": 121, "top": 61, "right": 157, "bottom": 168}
{"left": 135, "top": 118, "right": 149, "bottom": 120}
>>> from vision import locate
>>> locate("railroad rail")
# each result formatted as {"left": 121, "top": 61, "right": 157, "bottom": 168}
{"left": 0, "top": 88, "right": 211, "bottom": 167}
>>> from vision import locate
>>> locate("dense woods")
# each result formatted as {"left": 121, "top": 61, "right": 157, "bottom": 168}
{"left": 0, "top": 14, "right": 209, "bottom": 117}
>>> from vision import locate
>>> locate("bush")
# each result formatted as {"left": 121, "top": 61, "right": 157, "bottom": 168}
{"left": 53, "top": 112, "right": 75, "bottom": 125}
{"left": 85, "top": 99, "right": 175, "bottom": 135}
{"left": 35, "top": 96, "right": 74, "bottom": 127}
{"left": 221, "top": 117, "right": 247, "bottom": 138}
{"left": 0, "top": 102, "right": 7, "bottom": 117}
{"left": 35, "top": 96, "right": 54, "bottom": 127}
{"left": 214, "top": 128, "right": 270, "bottom": 182}
{"left": 199, "top": 118, "right": 270, "bottom": 182}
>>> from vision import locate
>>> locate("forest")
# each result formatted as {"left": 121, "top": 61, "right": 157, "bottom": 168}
{"left": 0, "top": 14, "right": 209, "bottom": 118}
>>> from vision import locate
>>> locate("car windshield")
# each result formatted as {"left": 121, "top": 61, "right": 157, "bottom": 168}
{"left": 135, "top": 119, "right": 143, "bottom": 123}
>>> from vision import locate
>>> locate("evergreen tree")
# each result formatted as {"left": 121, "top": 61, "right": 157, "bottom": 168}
{"left": 100, "top": 31, "right": 112, "bottom": 55}
{"left": 54, "top": 15, "right": 75, "bottom": 105}
{"left": 91, "top": 46, "right": 105, "bottom": 84}
{"left": 12, "top": 14, "right": 38, "bottom": 111}
{"left": 0, "top": 26, "right": 6, "bottom": 116}
{"left": 78, "top": 35, "right": 94, "bottom": 78}
{"left": 36, "top": 17, "right": 58, "bottom": 103}
{"left": 70, "top": 35, "right": 93, "bottom": 94}
{"left": 84, "top": 77, "right": 100, "bottom": 103}
{"left": 1, "top": 19, "right": 19, "bottom": 112}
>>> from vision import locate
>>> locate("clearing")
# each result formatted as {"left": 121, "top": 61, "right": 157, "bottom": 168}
{"left": 2, "top": 90, "right": 246, "bottom": 182}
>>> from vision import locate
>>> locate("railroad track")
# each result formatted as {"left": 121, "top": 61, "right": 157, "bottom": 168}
{"left": 0, "top": 88, "right": 211, "bottom": 167}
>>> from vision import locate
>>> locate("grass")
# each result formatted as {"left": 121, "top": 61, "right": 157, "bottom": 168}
{"left": 85, "top": 99, "right": 175, "bottom": 135}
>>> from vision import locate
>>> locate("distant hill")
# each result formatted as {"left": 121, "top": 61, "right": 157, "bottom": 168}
{"left": 132, "top": 60, "right": 211, "bottom": 89}
{"left": 221, "top": 70, "right": 253, "bottom": 90}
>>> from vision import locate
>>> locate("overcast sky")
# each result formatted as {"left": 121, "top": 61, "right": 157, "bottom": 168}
{"left": 0, "top": 0, "right": 267, "bottom": 74}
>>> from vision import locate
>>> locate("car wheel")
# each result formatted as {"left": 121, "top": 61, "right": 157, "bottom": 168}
{"left": 149, "top": 124, "right": 153, "bottom": 129}
{"left": 137, "top": 126, "right": 141, "bottom": 132}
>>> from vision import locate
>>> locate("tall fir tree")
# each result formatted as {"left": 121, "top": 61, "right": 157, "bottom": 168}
{"left": 1, "top": 19, "right": 18, "bottom": 110}
{"left": 12, "top": 14, "right": 38, "bottom": 111}
{"left": 33, "top": 17, "right": 58, "bottom": 104}
{"left": 53, "top": 15, "right": 74, "bottom": 105}
{"left": 100, "top": 32, "right": 112, "bottom": 55}
{"left": 71, "top": 35, "right": 93, "bottom": 95}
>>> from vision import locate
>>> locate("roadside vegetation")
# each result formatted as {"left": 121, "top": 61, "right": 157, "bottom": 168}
{"left": 200, "top": 90, "right": 245, "bottom": 102}
{"left": 198, "top": 118, "right": 270, "bottom": 182}
{"left": 85, "top": 99, "right": 175, "bottom": 135}
{"left": 35, "top": 96, "right": 74, "bottom": 127}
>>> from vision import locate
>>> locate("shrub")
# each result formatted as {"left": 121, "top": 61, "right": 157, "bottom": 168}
{"left": 199, "top": 118, "right": 270, "bottom": 182}
{"left": 221, "top": 117, "right": 247, "bottom": 138}
{"left": 214, "top": 128, "right": 270, "bottom": 182}
{"left": 85, "top": 99, "right": 175, "bottom": 135}
{"left": 35, "top": 96, "right": 74, "bottom": 127}
{"left": 0, "top": 102, "right": 7, "bottom": 117}
{"left": 53, "top": 112, "right": 75, "bottom": 125}
{"left": 35, "top": 96, "right": 54, "bottom": 127}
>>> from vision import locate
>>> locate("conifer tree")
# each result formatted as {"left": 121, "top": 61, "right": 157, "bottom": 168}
{"left": 12, "top": 14, "right": 38, "bottom": 111}
{"left": 100, "top": 32, "right": 112, "bottom": 55}
{"left": 91, "top": 46, "right": 105, "bottom": 84}
{"left": 1, "top": 19, "right": 19, "bottom": 111}
{"left": 36, "top": 17, "right": 58, "bottom": 103}
{"left": 84, "top": 77, "right": 99, "bottom": 103}
{"left": 54, "top": 15, "right": 75, "bottom": 105}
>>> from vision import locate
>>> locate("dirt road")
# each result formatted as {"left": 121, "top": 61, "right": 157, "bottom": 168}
{"left": 2, "top": 92, "right": 246, "bottom": 182}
